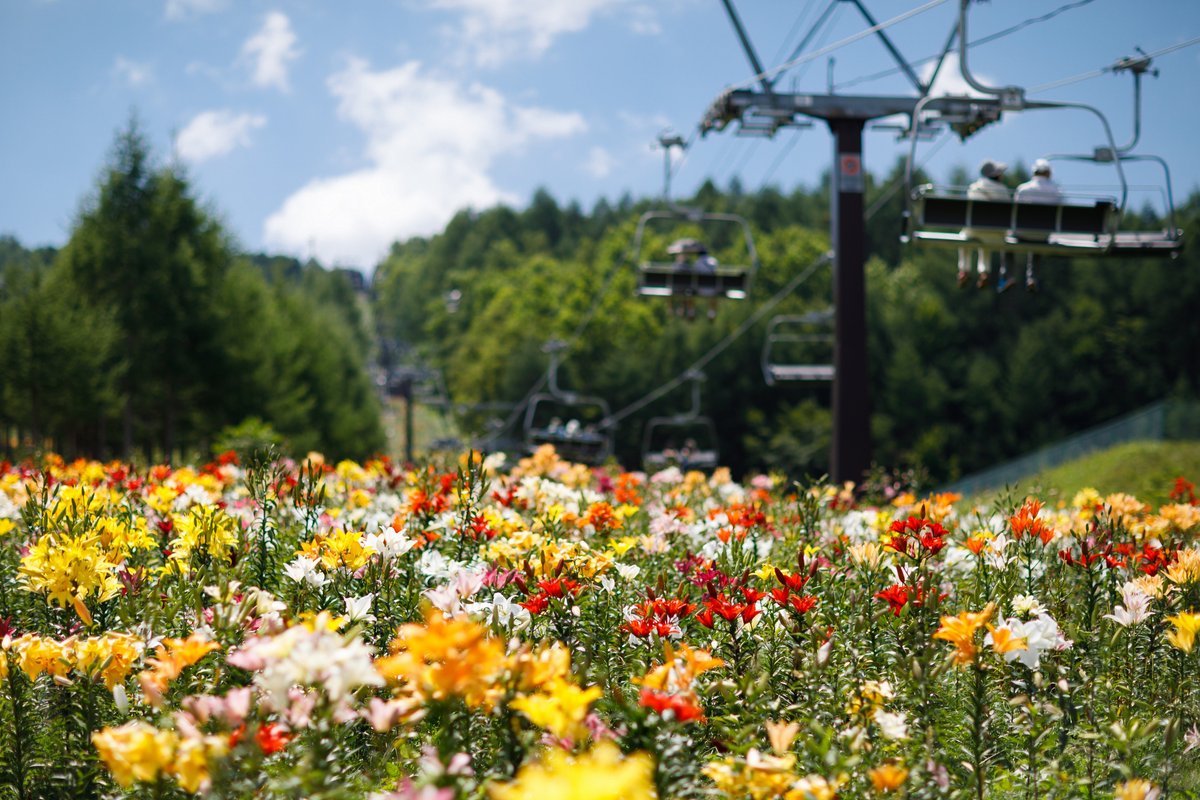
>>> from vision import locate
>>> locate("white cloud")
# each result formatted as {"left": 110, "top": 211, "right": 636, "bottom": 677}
{"left": 584, "top": 146, "right": 616, "bottom": 178}
{"left": 430, "top": 0, "right": 642, "bottom": 66}
{"left": 922, "top": 53, "right": 989, "bottom": 98}
{"left": 617, "top": 109, "right": 673, "bottom": 133}
{"left": 263, "top": 58, "right": 586, "bottom": 269}
{"left": 627, "top": 5, "right": 661, "bottom": 36}
{"left": 241, "top": 11, "right": 301, "bottom": 92}
{"left": 165, "top": 0, "right": 227, "bottom": 20}
{"left": 175, "top": 110, "right": 267, "bottom": 164}
{"left": 112, "top": 56, "right": 153, "bottom": 88}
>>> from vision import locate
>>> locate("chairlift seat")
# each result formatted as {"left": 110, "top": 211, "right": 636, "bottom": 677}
{"left": 761, "top": 312, "right": 836, "bottom": 386}
{"left": 908, "top": 188, "right": 1182, "bottom": 258}
{"left": 637, "top": 262, "right": 749, "bottom": 299}
{"left": 765, "top": 364, "right": 836, "bottom": 383}
{"left": 644, "top": 449, "right": 720, "bottom": 471}
{"left": 527, "top": 428, "right": 609, "bottom": 465}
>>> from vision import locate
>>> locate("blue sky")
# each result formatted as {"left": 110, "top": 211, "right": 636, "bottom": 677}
{"left": 2, "top": 0, "right": 1198, "bottom": 270}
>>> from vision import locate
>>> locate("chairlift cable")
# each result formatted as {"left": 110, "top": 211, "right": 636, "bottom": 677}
{"left": 686, "top": 2, "right": 844, "bottom": 194}
{"left": 727, "top": 0, "right": 951, "bottom": 93}
{"left": 833, "top": 0, "right": 1098, "bottom": 92}
{"left": 771, "top": 0, "right": 823, "bottom": 67}
{"left": 729, "top": 139, "right": 762, "bottom": 181}
{"left": 1025, "top": 66, "right": 1110, "bottom": 95}
{"left": 789, "top": 1, "right": 844, "bottom": 86}
{"left": 748, "top": 7, "right": 844, "bottom": 188}
{"left": 864, "top": 133, "right": 950, "bottom": 219}
{"left": 760, "top": 127, "right": 804, "bottom": 187}
{"left": 1028, "top": 34, "right": 1200, "bottom": 95}
{"left": 667, "top": 128, "right": 701, "bottom": 186}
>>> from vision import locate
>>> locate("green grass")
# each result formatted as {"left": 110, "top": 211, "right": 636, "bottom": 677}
{"left": 971, "top": 440, "right": 1200, "bottom": 509}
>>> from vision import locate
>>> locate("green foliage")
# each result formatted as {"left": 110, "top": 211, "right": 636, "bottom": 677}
{"left": 0, "top": 116, "right": 383, "bottom": 463}
{"left": 212, "top": 418, "right": 286, "bottom": 462}
{"left": 373, "top": 176, "right": 1200, "bottom": 482}
{"left": 980, "top": 440, "right": 1200, "bottom": 508}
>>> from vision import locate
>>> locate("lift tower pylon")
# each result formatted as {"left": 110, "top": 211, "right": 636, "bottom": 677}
{"left": 701, "top": 0, "right": 950, "bottom": 482}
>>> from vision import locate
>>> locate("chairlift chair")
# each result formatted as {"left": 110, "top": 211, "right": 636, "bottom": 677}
{"left": 522, "top": 341, "right": 614, "bottom": 465}
{"left": 633, "top": 209, "right": 760, "bottom": 300}
{"left": 761, "top": 311, "right": 836, "bottom": 386}
{"left": 900, "top": 7, "right": 1182, "bottom": 262}
{"left": 905, "top": 182, "right": 1181, "bottom": 259}
{"left": 641, "top": 371, "right": 720, "bottom": 471}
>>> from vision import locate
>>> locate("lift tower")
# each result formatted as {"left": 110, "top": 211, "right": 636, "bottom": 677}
{"left": 701, "top": 0, "right": 963, "bottom": 482}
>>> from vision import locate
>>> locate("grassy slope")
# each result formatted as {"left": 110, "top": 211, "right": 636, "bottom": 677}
{"left": 977, "top": 440, "right": 1200, "bottom": 509}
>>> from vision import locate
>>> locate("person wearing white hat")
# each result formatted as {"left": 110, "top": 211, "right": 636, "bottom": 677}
{"left": 959, "top": 159, "right": 1011, "bottom": 289}
{"left": 1014, "top": 159, "right": 1062, "bottom": 291}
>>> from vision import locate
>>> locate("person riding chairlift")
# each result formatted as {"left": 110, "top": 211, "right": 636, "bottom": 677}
{"left": 1014, "top": 159, "right": 1063, "bottom": 292}
{"left": 668, "top": 238, "right": 719, "bottom": 321}
{"left": 958, "top": 160, "right": 1011, "bottom": 290}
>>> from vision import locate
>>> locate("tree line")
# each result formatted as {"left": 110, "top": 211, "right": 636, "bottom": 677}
{"left": 0, "top": 121, "right": 384, "bottom": 463}
{"left": 4, "top": 116, "right": 1195, "bottom": 479}
{"left": 372, "top": 164, "right": 1200, "bottom": 483}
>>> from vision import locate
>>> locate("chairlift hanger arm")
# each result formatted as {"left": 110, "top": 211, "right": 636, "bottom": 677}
{"left": 1110, "top": 51, "right": 1156, "bottom": 155}
{"left": 957, "top": 0, "right": 1025, "bottom": 105}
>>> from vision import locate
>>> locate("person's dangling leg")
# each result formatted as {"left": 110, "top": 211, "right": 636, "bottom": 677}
{"left": 957, "top": 248, "right": 970, "bottom": 288}
{"left": 1026, "top": 253, "right": 1039, "bottom": 292}
{"left": 976, "top": 248, "right": 990, "bottom": 289}
{"left": 997, "top": 251, "right": 1013, "bottom": 293}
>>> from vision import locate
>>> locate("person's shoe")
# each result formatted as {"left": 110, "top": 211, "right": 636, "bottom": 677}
{"left": 707, "top": 307, "right": 717, "bottom": 321}
{"left": 976, "top": 271, "right": 990, "bottom": 290}
{"left": 1025, "top": 277, "right": 1039, "bottom": 293}
{"left": 997, "top": 274, "right": 1014, "bottom": 293}
{"left": 957, "top": 270, "right": 969, "bottom": 289}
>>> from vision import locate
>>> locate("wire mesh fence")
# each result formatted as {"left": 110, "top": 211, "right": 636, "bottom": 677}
{"left": 940, "top": 399, "right": 1200, "bottom": 497}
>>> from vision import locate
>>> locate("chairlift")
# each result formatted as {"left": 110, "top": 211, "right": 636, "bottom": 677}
{"left": 633, "top": 209, "right": 760, "bottom": 300}
{"left": 522, "top": 341, "right": 613, "bottom": 465}
{"left": 641, "top": 371, "right": 720, "bottom": 472}
{"left": 632, "top": 131, "right": 760, "bottom": 302}
{"left": 901, "top": 7, "right": 1183, "bottom": 261}
{"left": 761, "top": 310, "right": 836, "bottom": 386}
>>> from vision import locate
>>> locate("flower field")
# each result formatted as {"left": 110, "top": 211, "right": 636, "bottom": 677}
{"left": 0, "top": 447, "right": 1198, "bottom": 799}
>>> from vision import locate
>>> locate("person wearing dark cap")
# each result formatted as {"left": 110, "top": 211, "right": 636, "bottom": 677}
{"left": 958, "top": 159, "right": 1011, "bottom": 289}
{"left": 667, "top": 238, "right": 719, "bottom": 321}
{"left": 1014, "top": 159, "right": 1062, "bottom": 291}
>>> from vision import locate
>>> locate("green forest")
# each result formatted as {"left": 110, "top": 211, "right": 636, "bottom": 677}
{"left": 0, "top": 122, "right": 384, "bottom": 462}
{"left": 3, "top": 121, "right": 1197, "bottom": 482}
{"left": 372, "top": 166, "right": 1200, "bottom": 484}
